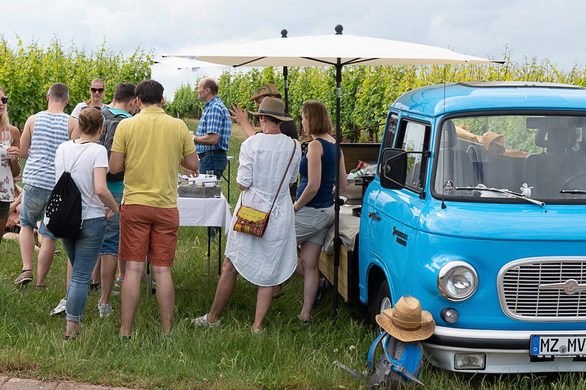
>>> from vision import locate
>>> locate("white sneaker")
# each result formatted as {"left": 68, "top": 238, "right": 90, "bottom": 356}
{"left": 50, "top": 298, "right": 67, "bottom": 316}
{"left": 98, "top": 302, "right": 114, "bottom": 318}
{"left": 191, "top": 314, "right": 220, "bottom": 327}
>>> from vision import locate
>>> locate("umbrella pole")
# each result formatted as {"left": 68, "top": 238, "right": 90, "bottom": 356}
{"left": 281, "top": 29, "right": 289, "bottom": 113}
{"left": 332, "top": 58, "right": 342, "bottom": 320}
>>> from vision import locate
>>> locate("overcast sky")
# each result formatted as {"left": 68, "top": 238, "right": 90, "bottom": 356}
{"left": 3, "top": 0, "right": 586, "bottom": 98}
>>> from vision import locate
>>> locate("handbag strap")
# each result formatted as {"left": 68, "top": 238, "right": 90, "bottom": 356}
{"left": 268, "top": 139, "right": 297, "bottom": 214}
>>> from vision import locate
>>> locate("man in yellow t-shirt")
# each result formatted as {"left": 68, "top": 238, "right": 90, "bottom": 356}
{"left": 110, "top": 79, "right": 198, "bottom": 337}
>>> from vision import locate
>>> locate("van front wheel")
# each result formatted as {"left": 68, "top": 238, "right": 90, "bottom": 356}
{"left": 370, "top": 279, "right": 391, "bottom": 324}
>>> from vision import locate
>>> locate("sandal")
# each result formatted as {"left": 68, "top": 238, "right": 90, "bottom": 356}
{"left": 35, "top": 285, "right": 47, "bottom": 291}
{"left": 297, "top": 314, "right": 311, "bottom": 327}
{"left": 191, "top": 314, "right": 220, "bottom": 327}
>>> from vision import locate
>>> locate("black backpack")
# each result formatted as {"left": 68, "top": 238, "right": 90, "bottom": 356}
{"left": 44, "top": 144, "right": 92, "bottom": 239}
{"left": 99, "top": 108, "right": 127, "bottom": 181}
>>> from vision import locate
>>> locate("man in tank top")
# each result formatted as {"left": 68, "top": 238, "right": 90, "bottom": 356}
{"left": 13, "top": 83, "right": 76, "bottom": 288}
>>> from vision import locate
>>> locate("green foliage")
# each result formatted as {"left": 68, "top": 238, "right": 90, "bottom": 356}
{"left": 0, "top": 37, "right": 153, "bottom": 128}
{"left": 174, "top": 49, "right": 586, "bottom": 143}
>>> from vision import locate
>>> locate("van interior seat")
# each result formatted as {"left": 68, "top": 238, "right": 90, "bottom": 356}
{"left": 524, "top": 128, "right": 586, "bottom": 198}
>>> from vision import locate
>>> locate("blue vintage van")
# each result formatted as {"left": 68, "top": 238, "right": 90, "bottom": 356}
{"left": 359, "top": 81, "right": 586, "bottom": 373}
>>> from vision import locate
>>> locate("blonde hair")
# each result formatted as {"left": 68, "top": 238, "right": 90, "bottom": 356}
{"left": 0, "top": 86, "right": 9, "bottom": 130}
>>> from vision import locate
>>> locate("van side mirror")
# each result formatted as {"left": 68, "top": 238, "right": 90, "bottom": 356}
{"left": 380, "top": 148, "right": 407, "bottom": 189}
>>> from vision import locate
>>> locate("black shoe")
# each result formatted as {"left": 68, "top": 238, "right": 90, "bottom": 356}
{"left": 315, "top": 278, "right": 332, "bottom": 303}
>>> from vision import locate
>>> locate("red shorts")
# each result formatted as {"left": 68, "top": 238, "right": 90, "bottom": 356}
{"left": 119, "top": 204, "right": 179, "bottom": 267}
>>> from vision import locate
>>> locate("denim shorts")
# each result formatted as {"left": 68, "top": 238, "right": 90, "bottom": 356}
{"left": 295, "top": 205, "right": 335, "bottom": 245}
{"left": 20, "top": 184, "right": 57, "bottom": 240}
{"left": 99, "top": 192, "right": 123, "bottom": 256}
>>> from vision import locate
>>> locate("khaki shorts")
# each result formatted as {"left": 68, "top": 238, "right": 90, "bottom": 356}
{"left": 119, "top": 204, "right": 179, "bottom": 267}
{"left": 295, "top": 205, "right": 335, "bottom": 246}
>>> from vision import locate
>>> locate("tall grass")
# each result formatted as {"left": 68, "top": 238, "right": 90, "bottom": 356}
{"left": 0, "top": 125, "right": 585, "bottom": 389}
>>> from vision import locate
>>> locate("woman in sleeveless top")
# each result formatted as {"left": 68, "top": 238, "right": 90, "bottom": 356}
{"left": 0, "top": 86, "right": 21, "bottom": 244}
{"left": 293, "top": 101, "right": 347, "bottom": 325}
{"left": 54, "top": 108, "right": 119, "bottom": 339}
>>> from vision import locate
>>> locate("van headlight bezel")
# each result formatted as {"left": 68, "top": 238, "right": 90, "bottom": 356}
{"left": 437, "top": 261, "right": 478, "bottom": 301}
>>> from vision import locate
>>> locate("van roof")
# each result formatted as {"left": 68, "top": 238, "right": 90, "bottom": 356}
{"left": 392, "top": 81, "right": 586, "bottom": 117}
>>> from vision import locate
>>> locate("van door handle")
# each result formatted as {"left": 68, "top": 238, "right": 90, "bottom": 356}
{"left": 368, "top": 212, "right": 381, "bottom": 221}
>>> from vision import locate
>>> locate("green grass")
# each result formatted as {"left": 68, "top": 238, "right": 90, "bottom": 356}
{"left": 0, "top": 124, "right": 585, "bottom": 389}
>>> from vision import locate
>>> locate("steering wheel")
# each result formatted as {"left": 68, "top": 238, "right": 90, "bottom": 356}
{"left": 560, "top": 170, "right": 586, "bottom": 190}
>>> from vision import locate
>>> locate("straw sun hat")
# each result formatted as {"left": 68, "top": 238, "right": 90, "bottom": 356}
{"left": 375, "top": 296, "right": 435, "bottom": 342}
{"left": 249, "top": 97, "right": 293, "bottom": 122}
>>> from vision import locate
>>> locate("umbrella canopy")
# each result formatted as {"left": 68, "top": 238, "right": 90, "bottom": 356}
{"left": 191, "top": 30, "right": 496, "bottom": 67}
{"left": 177, "top": 25, "right": 500, "bottom": 318}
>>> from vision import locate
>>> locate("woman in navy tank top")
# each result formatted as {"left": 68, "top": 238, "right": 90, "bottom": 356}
{"left": 293, "top": 101, "right": 347, "bottom": 325}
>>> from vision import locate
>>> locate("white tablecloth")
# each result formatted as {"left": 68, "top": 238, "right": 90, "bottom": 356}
{"left": 177, "top": 193, "right": 232, "bottom": 228}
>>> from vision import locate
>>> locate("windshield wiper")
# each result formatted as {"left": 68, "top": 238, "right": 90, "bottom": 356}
{"left": 454, "top": 186, "right": 546, "bottom": 207}
{"left": 560, "top": 189, "right": 586, "bottom": 194}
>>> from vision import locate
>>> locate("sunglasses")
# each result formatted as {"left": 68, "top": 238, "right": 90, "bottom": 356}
{"left": 0, "top": 97, "right": 7, "bottom": 104}
{"left": 90, "top": 88, "right": 105, "bottom": 93}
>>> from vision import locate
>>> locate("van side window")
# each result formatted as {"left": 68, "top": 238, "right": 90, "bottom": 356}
{"left": 381, "top": 114, "right": 398, "bottom": 149}
{"left": 395, "top": 121, "right": 430, "bottom": 191}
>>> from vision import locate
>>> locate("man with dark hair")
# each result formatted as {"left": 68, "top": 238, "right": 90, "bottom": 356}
{"left": 110, "top": 79, "right": 198, "bottom": 337}
{"left": 193, "top": 77, "right": 231, "bottom": 179}
{"left": 96, "top": 82, "right": 138, "bottom": 318}
{"left": 229, "top": 82, "right": 298, "bottom": 140}
{"left": 14, "top": 83, "right": 76, "bottom": 287}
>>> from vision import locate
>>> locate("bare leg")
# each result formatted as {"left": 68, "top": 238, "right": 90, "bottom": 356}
{"left": 152, "top": 265, "right": 174, "bottom": 335}
{"left": 207, "top": 257, "right": 238, "bottom": 322}
{"left": 253, "top": 286, "right": 274, "bottom": 330}
{"left": 90, "top": 256, "right": 101, "bottom": 284}
{"left": 18, "top": 226, "right": 36, "bottom": 271}
{"left": 35, "top": 237, "right": 56, "bottom": 287}
{"left": 66, "top": 258, "right": 72, "bottom": 289}
{"left": 100, "top": 254, "right": 118, "bottom": 305}
{"left": 120, "top": 260, "right": 146, "bottom": 337}
{"left": 299, "top": 241, "right": 323, "bottom": 321}
{"left": 118, "top": 258, "right": 126, "bottom": 279}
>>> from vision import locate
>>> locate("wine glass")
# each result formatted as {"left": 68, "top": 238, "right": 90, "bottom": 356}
{"left": 0, "top": 130, "right": 11, "bottom": 149}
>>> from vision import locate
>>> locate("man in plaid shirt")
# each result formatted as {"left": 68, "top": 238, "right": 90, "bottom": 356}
{"left": 194, "top": 78, "right": 231, "bottom": 179}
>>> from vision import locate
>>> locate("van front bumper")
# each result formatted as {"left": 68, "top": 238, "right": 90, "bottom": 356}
{"left": 424, "top": 326, "right": 586, "bottom": 373}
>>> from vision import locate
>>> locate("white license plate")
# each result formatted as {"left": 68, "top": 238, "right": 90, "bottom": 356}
{"left": 530, "top": 335, "right": 586, "bottom": 357}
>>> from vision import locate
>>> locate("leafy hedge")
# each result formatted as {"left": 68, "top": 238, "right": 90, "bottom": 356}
{"left": 0, "top": 37, "right": 153, "bottom": 128}
{"left": 168, "top": 50, "right": 586, "bottom": 142}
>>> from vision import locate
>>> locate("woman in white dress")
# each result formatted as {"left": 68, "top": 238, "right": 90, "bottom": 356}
{"left": 194, "top": 97, "right": 301, "bottom": 332}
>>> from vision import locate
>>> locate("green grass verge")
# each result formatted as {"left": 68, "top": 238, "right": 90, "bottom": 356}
{"left": 0, "top": 123, "right": 585, "bottom": 389}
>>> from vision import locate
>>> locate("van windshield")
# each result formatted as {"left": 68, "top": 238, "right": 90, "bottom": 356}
{"left": 434, "top": 115, "right": 586, "bottom": 203}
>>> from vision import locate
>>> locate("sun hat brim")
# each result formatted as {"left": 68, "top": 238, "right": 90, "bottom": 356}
{"left": 249, "top": 109, "right": 293, "bottom": 122}
{"left": 375, "top": 309, "right": 435, "bottom": 342}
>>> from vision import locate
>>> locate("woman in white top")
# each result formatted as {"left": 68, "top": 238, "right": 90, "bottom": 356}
{"left": 194, "top": 97, "right": 301, "bottom": 332}
{"left": 54, "top": 107, "right": 119, "bottom": 339}
{"left": 0, "top": 86, "right": 21, "bottom": 243}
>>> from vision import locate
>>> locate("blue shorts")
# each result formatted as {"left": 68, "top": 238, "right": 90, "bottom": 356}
{"left": 20, "top": 184, "right": 57, "bottom": 240}
{"left": 100, "top": 192, "right": 123, "bottom": 256}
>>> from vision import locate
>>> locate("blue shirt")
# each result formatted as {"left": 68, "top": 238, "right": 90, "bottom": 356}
{"left": 196, "top": 96, "right": 231, "bottom": 154}
{"left": 296, "top": 138, "right": 338, "bottom": 208}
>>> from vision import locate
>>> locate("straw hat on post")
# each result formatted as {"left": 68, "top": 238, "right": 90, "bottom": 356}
{"left": 375, "top": 296, "right": 435, "bottom": 342}
{"left": 249, "top": 97, "right": 293, "bottom": 122}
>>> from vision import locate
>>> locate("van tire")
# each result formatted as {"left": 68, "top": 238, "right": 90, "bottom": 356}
{"left": 370, "top": 279, "right": 392, "bottom": 325}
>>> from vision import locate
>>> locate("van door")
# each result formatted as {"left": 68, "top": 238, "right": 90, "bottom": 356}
{"left": 368, "top": 118, "right": 431, "bottom": 299}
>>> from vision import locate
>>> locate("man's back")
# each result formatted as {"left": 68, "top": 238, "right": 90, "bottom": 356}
{"left": 112, "top": 107, "right": 195, "bottom": 208}
{"left": 22, "top": 111, "right": 70, "bottom": 190}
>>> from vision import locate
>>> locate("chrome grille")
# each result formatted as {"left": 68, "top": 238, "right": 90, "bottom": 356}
{"left": 498, "top": 257, "right": 586, "bottom": 321}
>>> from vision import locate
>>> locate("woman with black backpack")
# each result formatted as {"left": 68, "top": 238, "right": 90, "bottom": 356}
{"left": 54, "top": 107, "right": 119, "bottom": 339}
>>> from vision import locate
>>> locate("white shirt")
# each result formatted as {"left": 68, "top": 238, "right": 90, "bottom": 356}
{"left": 54, "top": 141, "right": 109, "bottom": 220}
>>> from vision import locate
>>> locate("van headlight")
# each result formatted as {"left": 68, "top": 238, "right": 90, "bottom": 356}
{"left": 437, "top": 261, "right": 478, "bottom": 301}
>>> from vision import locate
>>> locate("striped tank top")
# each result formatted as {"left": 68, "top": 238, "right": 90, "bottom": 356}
{"left": 22, "top": 111, "right": 70, "bottom": 190}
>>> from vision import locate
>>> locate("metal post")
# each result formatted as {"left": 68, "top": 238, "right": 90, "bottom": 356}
{"left": 281, "top": 29, "right": 289, "bottom": 112}
{"left": 333, "top": 58, "right": 342, "bottom": 320}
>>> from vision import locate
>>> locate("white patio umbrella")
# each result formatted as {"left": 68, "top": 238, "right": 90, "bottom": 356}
{"left": 175, "top": 25, "right": 501, "bottom": 316}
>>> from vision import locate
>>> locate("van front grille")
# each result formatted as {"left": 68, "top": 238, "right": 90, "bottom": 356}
{"left": 498, "top": 257, "right": 586, "bottom": 321}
